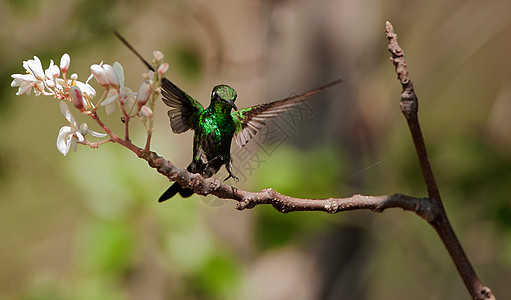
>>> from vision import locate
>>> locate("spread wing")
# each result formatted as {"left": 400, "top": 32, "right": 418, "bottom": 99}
{"left": 231, "top": 79, "right": 342, "bottom": 148}
{"left": 114, "top": 31, "right": 204, "bottom": 133}
{"left": 161, "top": 78, "right": 203, "bottom": 133}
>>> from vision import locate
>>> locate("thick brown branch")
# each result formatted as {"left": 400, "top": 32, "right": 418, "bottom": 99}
{"left": 138, "top": 150, "right": 434, "bottom": 219}
{"left": 385, "top": 21, "right": 494, "bottom": 300}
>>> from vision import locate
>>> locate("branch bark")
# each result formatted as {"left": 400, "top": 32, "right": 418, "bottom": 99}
{"left": 138, "top": 150, "right": 432, "bottom": 216}
{"left": 385, "top": 21, "right": 494, "bottom": 300}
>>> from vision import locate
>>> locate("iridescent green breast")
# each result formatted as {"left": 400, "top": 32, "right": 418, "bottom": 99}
{"left": 193, "top": 108, "right": 235, "bottom": 163}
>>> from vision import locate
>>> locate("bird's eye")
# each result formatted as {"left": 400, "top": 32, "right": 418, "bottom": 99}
{"left": 212, "top": 91, "right": 218, "bottom": 99}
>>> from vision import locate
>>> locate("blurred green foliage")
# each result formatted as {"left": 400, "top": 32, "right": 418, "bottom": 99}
{"left": 1, "top": 0, "right": 511, "bottom": 299}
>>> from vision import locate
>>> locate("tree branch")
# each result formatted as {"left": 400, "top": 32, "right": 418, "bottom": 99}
{"left": 106, "top": 22, "right": 495, "bottom": 300}
{"left": 385, "top": 21, "right": 495, "bottom": 300}
{"left": 137, "top": 150, "right": 432, "bottom": 216}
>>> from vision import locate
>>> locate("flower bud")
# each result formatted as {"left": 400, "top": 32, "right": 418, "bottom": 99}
{"left": 69, "top": 85, "right": 85, "bottom": 111}
{"left": 153, "top": 50, "right": 164, "bottom": 63}
{"left": 140, "top": 105, "right": 153, "bottom": 118}
{"left": 79, "top": 123, "right": 89, "bottom": 135}
{"left": 70, "top": 73, "right": 78, "bottom": 80}
{"left": 90, "top": 64, "right": 109, "bottom": 87}
{"left": 103, "top": 64, "right": 120, "bottom": 90}
{"left": 60, "top": 53, "right": 70, "bottom": 73}
{"left": 157, "top": 63, "right": 169, "bottom": 76}
{"left": 136, "top": 81, "right": 152, "bottom": 106}
{"left": 143, "top": 70, "right": 154, "bottom": 81}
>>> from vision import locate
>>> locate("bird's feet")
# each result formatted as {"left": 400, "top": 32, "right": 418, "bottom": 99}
{"left": 224, "top": 173, "right": 239, "bottom": 183}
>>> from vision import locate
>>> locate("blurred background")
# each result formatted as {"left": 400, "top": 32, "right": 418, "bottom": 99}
{"left": 1, "top": 0, "right": 511, "bottom": 299}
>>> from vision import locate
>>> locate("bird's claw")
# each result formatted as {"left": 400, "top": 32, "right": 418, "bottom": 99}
{"left": 224, "top": 174, "right": 239, "bottom": 183}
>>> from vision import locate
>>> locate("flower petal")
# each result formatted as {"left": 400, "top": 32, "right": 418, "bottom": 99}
{"left": 71, "top": 137, "right": 78, "bottom": 152}
{"left": 101, "top": 93, "right": 118, "bottom": 107}
{"left": 45, "top": 60, "right": 60, "bottom": 79}
{"left": 113, "top": 62, "right": 124, "bottom": 88}
{"left": 75, "top": 131, "right": 85, "bottom": 143}
{"left": 16, "top": 83, "right": 32, "bottom": 96}
{"left": 103, "top": 64, "right": 119, "bottom": 90}
{"left": 89, "top": 130, "right": 107, "bottom": 138}
{"left": 104, "top": 101, "right": 116, "bottom": 115}
{"left": 57, "top": 126, "right": 73, "bottom": 155}
{"left": 27, "top": 56, "right": 45, "bottom": 81}
{"left": 11, "top": 74, "right": 37, "bottom": 86}
{"left": 60, "top": 101, "right": 75, "bottom": 124}
{"left": 76, "top": 81, "right": 96, "bottom": 99}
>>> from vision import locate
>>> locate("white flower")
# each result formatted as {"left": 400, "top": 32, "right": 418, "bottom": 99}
{"left": 11, "top": 56, "right": 48, "bottom": 96}
{"left": 24, "top": 56, "right": 45, "bottom": 81}
{"left": 11, "top": 54, "right": 80, "bottom": 99}
{"left": 74, "top": 80, "right": 96, "bottom": 103}
{"left": 100, "top": 62, "right": 135, "bottom": 115}
{"left": 102, "top": 88, "right": 136, "bottom": 115}
{"left": 52, "top": 75, "right": 96, "bottom": 106}
{"left": 57, "top": 102, "right": 84, "bottom": 155}
{"left": 56, "top": 101, "right": 106, "bottom": 155}
{"left": 10, "top": 73, "right": 42, "bottom": 96}
{"left": 90, "top": 63, "right": 109, "bottom": 87}
{"left": 57, "top": 126, "right": 82, "bottom": 156}
{"left": 44, "top": 59, "right": 60, "bottom": 81}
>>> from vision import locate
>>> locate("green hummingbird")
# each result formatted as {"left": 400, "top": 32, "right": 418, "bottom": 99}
{"left": 114, "top": 32, "right": 342, "bottom": 202}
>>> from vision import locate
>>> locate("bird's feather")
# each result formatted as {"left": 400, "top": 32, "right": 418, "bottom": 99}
{"left": 161, "top": 78, "right": 204, "bottom": 133}
{"left": 231, "top": 79, "right": 342, "bottom": 148}
{"left": 114, "top": 31, "right": 203, "bottom": 134}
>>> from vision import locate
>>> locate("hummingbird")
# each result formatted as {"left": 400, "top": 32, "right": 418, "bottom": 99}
{"left": 114, "top": 32, "right": 342, "bottom": 202}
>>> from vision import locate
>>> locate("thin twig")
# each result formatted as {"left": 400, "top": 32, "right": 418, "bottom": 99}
{"left": 385, "top": 21, "right": 494, "bottom": 300}
{"left": 120, "top": 103, "right": 131, "bottom": 141}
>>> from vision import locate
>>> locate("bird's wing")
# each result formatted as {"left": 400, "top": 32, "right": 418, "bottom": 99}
{"left": 161, "top": 78, "right": 204, "bottom": 133}
{"left": 231, "top": 79, "right": 342, "bottom": 148}
{"left": 114, "top": 31, "right": 204, "bottom": 133}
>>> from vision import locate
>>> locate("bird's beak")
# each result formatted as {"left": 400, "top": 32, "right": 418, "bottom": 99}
{"left": 229, "top": 100, "right": 238, "bottom": 111}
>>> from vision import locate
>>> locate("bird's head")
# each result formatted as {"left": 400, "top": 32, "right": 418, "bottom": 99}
{"left": 211, "top": 85, "right": 238, "bottom": 111}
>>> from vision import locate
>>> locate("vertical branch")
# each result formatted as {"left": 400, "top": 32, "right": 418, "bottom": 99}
{"left": 90, "top": 111, "right": 142, "bottom": 156}
{"left": 120, "top": 104, "right": 131, "bottom": 141}
{"left": 144, "top": 118, "right": 153, "bottom": 152}
{"left": 144, "top": 92, "right": 157, "bottom": 152}
{"left": 385, "top": 21, "right": 495, "bottom": 300}
{"left": 385, "top": 22, "right": 441, "bottom": 207}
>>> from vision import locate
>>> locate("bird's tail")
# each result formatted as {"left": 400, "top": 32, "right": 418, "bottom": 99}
{"left": 158, "top": 182, "right": 194, "bottom": 202}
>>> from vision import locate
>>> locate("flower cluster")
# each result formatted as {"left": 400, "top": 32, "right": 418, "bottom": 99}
{"left": 11, "top": 52, "right": 167, "bottom": 156}
{"left": 11, "top": 54, "right": 96, "bottom": 101}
